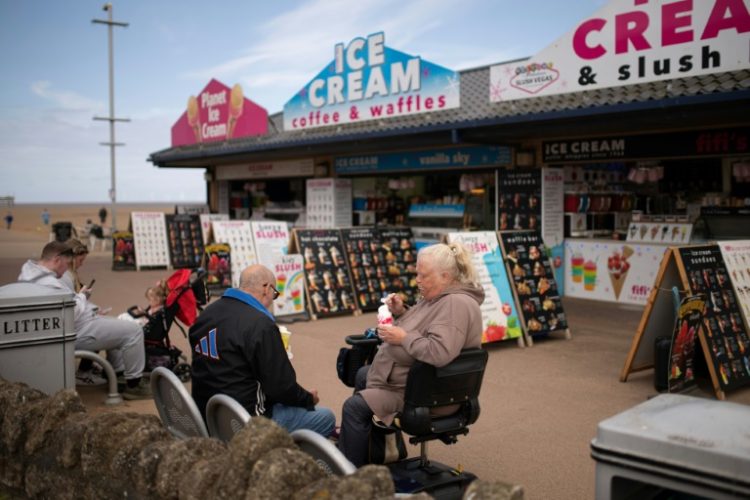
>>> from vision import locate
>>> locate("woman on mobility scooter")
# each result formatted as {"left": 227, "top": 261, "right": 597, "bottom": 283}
{"left": 338, "top": 242, "right": 484, "bottom": 467}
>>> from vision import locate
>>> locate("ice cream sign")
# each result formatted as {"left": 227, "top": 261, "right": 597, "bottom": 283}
{"left": 490, "top": 0, "right": 750, "bottom": 102}
{"left": 284, "top": 32, "right": 460, "bottom": 130}
{"left": 171, "top": 79, "right": 268, "bottom": 146}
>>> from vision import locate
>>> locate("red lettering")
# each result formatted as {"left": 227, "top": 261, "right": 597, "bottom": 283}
{"left": 438, "top": 95, "right": 446, "bottom": 108}
{"left": 615, "top": 11, "right": 651, "bottom": 54}
{"left": 701, "top": 0, "right": 750, "bottom": 39}
{"left": 425, "top": 97, "right": 434, "bottom": 109}
{"left": 573, "top": 18, "right": 607, "bottom": 60}
{"left": 662, "top": 0, "right": 694, "bottom": 46}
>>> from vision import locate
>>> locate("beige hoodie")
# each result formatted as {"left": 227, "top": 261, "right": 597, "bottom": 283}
{"left": 360, "top": 283, "right": 484, "bottom": 425}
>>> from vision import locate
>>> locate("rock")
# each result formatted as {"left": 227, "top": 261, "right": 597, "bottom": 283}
{"left": 0, "top": 383, "right": 47, "bottom": 455}
{"left": 24, "top": 389, "right": 85, "bottom": 455}
{"left": 177, "top": 455, "right": 230, "bottom": 500}
{"left": 131, "top": 439, "right": 176, "bottom": 497}
{"left": 153, "top": 437, "right": 227, "bottom": 500}
{"left": 292, "top": 476, "right": 341, "bottom": 500}
{"left": 24, "top": 462, "right": 85, "bottom": 500}
{"left": 50, "top": 413, "right": 96, "bottom": 469}
{"left": 291, "top": 464, "right": 394, "bottom": 500}
{"left": 0, "top": 457, "right": 24, "bottom": 491}
{"left": 216, "top": 417, "right": 295, "bottom": 498}
{"left": 462, "top": 479, "right": 525, "bottom": 500}
{"left": 110, "top": 416, "right": 171, "bottom": 474}
{"left": 245, "top": 447, "right": 323, "bottom": 499}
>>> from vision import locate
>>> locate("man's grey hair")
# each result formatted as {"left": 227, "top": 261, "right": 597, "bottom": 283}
{"left": 239, "top": 265, "right": 274, "bottom": 292}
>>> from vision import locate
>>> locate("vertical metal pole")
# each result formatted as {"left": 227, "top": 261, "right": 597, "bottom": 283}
{"left": 107, "top": 6, "right": 117, "bottom": 233}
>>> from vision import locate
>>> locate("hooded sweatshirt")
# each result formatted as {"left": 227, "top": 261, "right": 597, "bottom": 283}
{"left": 360, "top": 283, "right": 485, "bottom": 425}
{"left": 18, "top": 260, "right": 96, "bottom": 330}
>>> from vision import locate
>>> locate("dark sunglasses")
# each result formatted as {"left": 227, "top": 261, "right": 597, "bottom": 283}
{"left": 264, "top": 283, "right": 280, "bottom": 300}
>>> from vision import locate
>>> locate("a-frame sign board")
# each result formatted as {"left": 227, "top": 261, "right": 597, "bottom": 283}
{"left": 621, "top": 245, "right": 750, "bottom": 400}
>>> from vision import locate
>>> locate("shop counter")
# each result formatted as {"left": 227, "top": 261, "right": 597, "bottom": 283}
{"left": 564, "top": 238, "right": 670, "bottom": 306}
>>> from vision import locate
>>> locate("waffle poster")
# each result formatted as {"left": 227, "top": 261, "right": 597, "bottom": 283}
{"left": 449, "top": 231, "right": 523, "bottom": 344}
{"left": 271, "top": 254, "right": 305, "bottom": 317}
{"left": 295, "top": 229, "right": 357, "bottom": 318}
{"left": 500, "top": 231, "right": 567, "bottom": 336}
{"left": 341, "top": 227, "right": 388, "bottom": 312}
{"left": 564, "top": 240, "right": 668, "bottom": 305}
{"left": 679, "top": 246, "right": 750, "bottom": 391}
{"left": 377, "top": 227, "right": 419, "bottom": 306}
{"left": 668, "top": 295, "right": 705, "bottom": 394}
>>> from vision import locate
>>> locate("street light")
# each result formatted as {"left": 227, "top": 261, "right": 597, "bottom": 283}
{"left": 93, "top": 3, "right": 129, "bottom": 233}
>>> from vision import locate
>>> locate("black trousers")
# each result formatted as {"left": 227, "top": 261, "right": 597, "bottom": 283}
{"left": 338, "top": 365, "right": 372, "bottom": 467}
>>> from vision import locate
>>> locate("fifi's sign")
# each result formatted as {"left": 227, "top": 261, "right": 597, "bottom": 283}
{"left": 171, "top": 79, "right": 268, "bottom": 146}
{"left": 490, "top": 0, "right": 750, "bottom": 102}
{"left": 284, "top": 32, "right": 460, "bottom": 131}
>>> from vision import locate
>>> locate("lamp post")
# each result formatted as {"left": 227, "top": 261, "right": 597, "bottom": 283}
{"left": 93, "top": 3, "right": 129, "bottom": 233}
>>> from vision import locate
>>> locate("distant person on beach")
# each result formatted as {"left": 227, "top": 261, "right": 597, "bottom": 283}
{"left": 4, "top": 212, "right": 12, "bottom": 230}
{"left": 99, "top": 207, "right": 108, "bottom": 225}
{"left": 41, "top": 208, "right": 50, "bottom": 226}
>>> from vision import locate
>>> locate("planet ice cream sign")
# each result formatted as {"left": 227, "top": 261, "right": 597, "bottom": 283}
{"left": 171, "top": 79, "right": 268, "bottom": 147}
{"left": 284, "top": 32, "right": 460, "bottom": 130}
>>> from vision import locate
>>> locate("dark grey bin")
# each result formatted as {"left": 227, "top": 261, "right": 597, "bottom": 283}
{"left": 0, "top": 282, "right": 76, "bottom": 394}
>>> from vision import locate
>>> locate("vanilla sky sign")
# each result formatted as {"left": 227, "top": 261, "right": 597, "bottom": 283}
{"left": 171, "top": 79, "right": 268, "bottom": 147}
{"left": 489, "top": 0, "right": 750, "bottom": 102}
{"left": 284, "top": 32, "right": 460, "bottom": 130}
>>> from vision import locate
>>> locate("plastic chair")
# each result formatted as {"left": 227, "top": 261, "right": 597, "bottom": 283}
{"left": 290, "top": 429, "right": 356, "bottom": 476}
{"left": 150, "top": 366, "right": 208, "bottom": 438}
{"left": 205, "top": 393, "right": 251, "bottom": 442}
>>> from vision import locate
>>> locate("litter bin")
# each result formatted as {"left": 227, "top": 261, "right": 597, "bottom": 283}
{"left": 0, "top": 282, "right": 76, "bottom": 394}
{"left": 51, "top": 221, "right": 75, "bottom": 242}
{"left": 591, "top": 394, "right": 750, "bottom": 499}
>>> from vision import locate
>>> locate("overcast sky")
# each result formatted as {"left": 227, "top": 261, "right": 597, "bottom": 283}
{"left": 0, "top": 0, "right": 603, "bottom": 203}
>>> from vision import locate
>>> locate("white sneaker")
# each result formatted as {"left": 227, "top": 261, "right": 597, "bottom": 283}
{"left": 76, "top": 370, "right": 107, "bottom": 386}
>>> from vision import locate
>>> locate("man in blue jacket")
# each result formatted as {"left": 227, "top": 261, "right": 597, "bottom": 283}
{"left": 190, "top": 264, "right": 335, "bottom": 437}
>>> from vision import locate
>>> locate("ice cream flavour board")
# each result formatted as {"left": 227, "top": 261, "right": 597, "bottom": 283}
{"left": 165, "top": 214, "right": 204, "bottom": 269}
{"left": 341, "top": 227, "right": 389, "bottom": 312}
{"left": 498, "top": 230, "right": 571, "bottom": 346}
{"left": 291, "top": 229, "right": 358, "bottom": 320}
{"left": 376, "top": 227, "right": 420, "bottom": 306}
{"left": 621, "top": 245, "right": 750, "bottom": 400}
{"left": 131, "top": 212, "right": 170, "bottom": 270}
{"left": 210, "top": 220, "right": 258, "bottom": 288}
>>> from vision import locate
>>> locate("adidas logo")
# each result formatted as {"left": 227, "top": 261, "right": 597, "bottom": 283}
{"left": 195, "top": 328, "right": 220, "bottom": 360}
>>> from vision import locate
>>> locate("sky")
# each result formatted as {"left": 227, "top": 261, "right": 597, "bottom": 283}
{"left": 0, "top": 0, "right": 604, "bottom": 203}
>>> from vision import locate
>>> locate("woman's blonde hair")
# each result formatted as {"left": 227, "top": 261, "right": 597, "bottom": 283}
{"left": 418, "top": 242, "right": 478, "bottom": 286}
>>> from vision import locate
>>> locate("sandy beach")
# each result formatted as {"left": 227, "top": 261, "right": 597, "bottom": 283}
{"left": 1, "top": 202, "right": 749, "bottom": 499}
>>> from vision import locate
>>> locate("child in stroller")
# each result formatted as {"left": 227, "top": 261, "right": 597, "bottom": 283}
{"left": 122, "top": 268, "right": 209, "bottom": 381}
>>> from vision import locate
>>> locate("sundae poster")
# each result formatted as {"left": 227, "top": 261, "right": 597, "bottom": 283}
{"left": 377, "top": 227, "right": 420, "bottom": 306}
{"left": 564, "top": 240, "right": 668, "bottom": 305}
{"left": 204, "top": 243, "right": 231, "bottom": 291}
{"left": 171, "top": 79, "right": 268, "bottom": 146}
{"left": 271, "top": 254, "right": 305, "bottom": 317}
{"left": 251, "top": 221, "right": 290, "bottom": 269}
{"left": 112, "top": 231, "right": 136, "bottom": 271}
{"left": 668, "top": 295, "right": 705, "bottom": 394}
{"left": 449, "top": 231, "right": 523, "bottom": 344}
{"left": 341, "top": 227, "right": 389, "bottom": 312}
{"left": 284, "top": 32, "right": 459, "bottom": 131}
{"left": 679, "top": 245, "right": 750, "bottom": 391}
{"left": 717, "top": 240, "right": 750, "bottom": 326}
{"left": 294, "top": 229, "right": 357, "bottom": 319}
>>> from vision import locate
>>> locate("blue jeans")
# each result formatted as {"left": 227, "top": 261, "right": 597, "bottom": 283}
{"left": 271, "top": 403, "right": 336, "bottom": 437}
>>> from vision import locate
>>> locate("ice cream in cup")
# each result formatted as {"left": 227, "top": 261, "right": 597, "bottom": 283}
{"left": 276, "top": 274, "right": 287, "bottom": 294}
{"left": 571, "top": 253, "right": 584, "bottom": 283}
{"left": 583, "top": 260, "right": 597, "bottom": 291}
{"left": 227, "top": 84, "right": 244, "bottom": 138}
{"left": 291, "top": 289, "right": 303, "bottom": 311}
{"left": 186, "top": 95, "right": 201, "bottom": 142}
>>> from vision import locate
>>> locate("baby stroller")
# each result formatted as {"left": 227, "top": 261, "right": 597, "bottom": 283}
{"left": 126, "top": 268, "right": 209, "bottom": 382}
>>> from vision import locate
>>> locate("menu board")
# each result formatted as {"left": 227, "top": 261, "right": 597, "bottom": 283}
{"left": 204, "top": 243, "right": 232, "bottom": 291}
{"left": 499, "top": 230, "right": 568, "bottom": 340}
{"left": 541, "top": 167, "right": 565, "bottom": 247}
{"left": 668, "top": 295, "right": 705, "bottom": 394}
{"left": 448, "top": 231, "right": 523, "bottom": 344}
{"left": 165, "top": 214, "right": 204, "bottom": 269}
{"left": 626, "top": 222, "right": 693, "bottom": 244}
{"left": 112, "top": 231, "right": 136, "bottom": 271}
{"left": 717, "top": 240, "right": 750, "bottom": 325}
{"left": 199, "top": 213, "right": 229, "bottom": 245}
{"left": 306, "top": 178, "right": 352, "bottom": 229}
{"left": 270, "top": 254, "right": 305, "bottom": 317}
{"left": 679, "top": 246, "right": 750, "bottom": 391}
{"left": 131, "top": 212, "right": 170, "bottom": 269}
{"left": 377, "top": 227, "right": 420, "bottom": 306}
{"left": 251, "top": 221, "right": 290, "bottom": 269}
{"left": 341, "top": 227, "right": 388, "bottom": 311}
{"left": 498, "top": 170, "right": 541, "bottom": 231}
{"left": 211, "top": 220, "right": 257, "bottom": 288}
{"left": 294, "top": 229, "right": 357, "bottom": 318}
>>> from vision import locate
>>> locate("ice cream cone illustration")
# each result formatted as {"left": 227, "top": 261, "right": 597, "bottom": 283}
{"left": 608, "top": 245, "right": 633, "bottom": 299}
{"left": 227, "top": 84, "right": 244, "bottom": 138}
{"left": 639, "top": 225, "right": 648, "bottom": 240}
{"left": 187, "top": 95, "right": 202, "bottom": 143}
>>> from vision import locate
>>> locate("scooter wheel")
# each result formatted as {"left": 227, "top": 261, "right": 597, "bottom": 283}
{"left": 173, "top": 363, "right": 191, "bottom": 382}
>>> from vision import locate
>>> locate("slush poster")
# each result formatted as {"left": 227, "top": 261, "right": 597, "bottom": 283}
{"left": 271, "top": 254, "right": 305, "bottom": 317}
{"left": 448, "top": 231, "right": 522, "bottom": 344}
{"left": 284, "top": 32, "right": 459, "bottom": 130}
